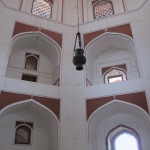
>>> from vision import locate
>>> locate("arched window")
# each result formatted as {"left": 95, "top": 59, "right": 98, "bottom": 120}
{"left": 93, "top": 0, "right": 114, "bottom": 19}
{"left": 113, "top": 132, "right": 139, "bottom": 150}
{"left": 25, "top": 53, "right": 39, "bottom": 70}
{"left": 14, "top": 122, "right": 32, "bottom": 144}
{"left": 106, "top": 126, "right": 142, "bottom": 150}
{"left": 32, "top": 0, "right": 52, "bottom": 19}
{"left": 104, "top": 67, "right": 127, "bottom": 84}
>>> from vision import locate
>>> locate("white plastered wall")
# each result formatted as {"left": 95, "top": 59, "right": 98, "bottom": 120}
{"left": 5, "top": 32, "right": 60, "bottom": 85}
{"left": 0, "top": 1, "right": 150, "bottom": 150}
{"left": 0, "top": 100, "right": 58, "bottom": 150}
{"left": 1, "top": 0, "right": 148, "bottom": 25}
{"left": 88, "top": 100, "right": 150, "bottom": 150}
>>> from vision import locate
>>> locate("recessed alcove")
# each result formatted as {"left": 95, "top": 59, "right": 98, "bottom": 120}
{"left": 88, "top": 100, "right": 150, "bottom": 150}
{"left": 0, "top": 100, "right": 58, "bottom": 150}
{"left": 6, "top": 32, "right": 61, "bottom": 86}
{"left": 85, "top": 33, "right": 140, "bottom": 86}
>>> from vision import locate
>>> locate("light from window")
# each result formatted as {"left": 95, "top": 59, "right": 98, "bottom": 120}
{"left": 115, "top": 132, "right": 139, "bottom": 150}
{"left": 108, "top": 76, "right": 123, "bottom": 83}
{"left": 104, "top": 68, "right": 126, "bottom": 84}
{"left": 32, "top": 0, "right": 52, "bottom": 19}
{"left": 94, "top": 0, "right": 114, "bottom": 19}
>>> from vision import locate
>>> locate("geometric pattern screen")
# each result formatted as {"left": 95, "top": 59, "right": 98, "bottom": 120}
{"left": 32, "top": 0, "right": 52, "bottom": 19}
{"left": 15, "top": 125, "right": 31, "bottom": 144}
{"left": 105, "top": 68, "right": 126, "bottom": 83}
{"left": 25, "top": 56, "right": 38, "bottom": 70}
{"left": 94, "top": 0, "right": 114, "bottom": 19}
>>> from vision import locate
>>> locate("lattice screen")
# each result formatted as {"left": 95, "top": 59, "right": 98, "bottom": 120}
{"left": 104, "top": 68, "right": 126, "bottom": 83}
{"left": 32, "top": 0, "right": 52, "bottom": 19}
{"left": 94, "top": 1, "right": 114, "bottom": 19}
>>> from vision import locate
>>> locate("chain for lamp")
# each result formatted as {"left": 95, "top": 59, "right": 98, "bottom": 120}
{"left": 73, "top": 0, "right": 86, "bottom": 71}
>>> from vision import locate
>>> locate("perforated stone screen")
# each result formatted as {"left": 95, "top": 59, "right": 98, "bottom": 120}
{"left": 32, "top": 0, "right": 52, "bottom": 19}
{"left": 104, "top": 69, "right": 126, "bottom": 83}
{"left": 94, "top": 1, "right": 114, "bottom": 19}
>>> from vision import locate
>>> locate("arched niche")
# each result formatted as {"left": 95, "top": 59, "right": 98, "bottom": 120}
{"left": 88, "top": 100, "right": 150, "bottom": 150}
{"left": 85, "top": 33, "right": 140, "bottom": 86}
{"left": 0, "top": 99, "right": 59, "bottom": 150}
{"left": 6, "top": 32, "right": 61, "bottom": 86}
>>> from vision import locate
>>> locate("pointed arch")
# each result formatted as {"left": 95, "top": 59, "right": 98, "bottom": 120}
{"left": 106, "top": 125, "right": 142, "bottom": 150}
{"left": 88, "top": 99, "right": 150, "bottom": 124}
{"left": 10, "top": 31, "right": 61, "bottom": 56}
{"left": 15, "top": 123, "right": 32, "bottom": 144}
{"left": 0, "top": 99, "right": 59, "bottom": 123}
{"left": 25, "top": 54, "right": 39, "bottom": 70}
{"left": 103, "top": 67, "right": 127, "bottom": 83}
{"left": 32, "top": 0, "right": 52, "bottom": 19}
{"left": 93, "top": 0, "right": 114, "bottom": 19}
{"left": 6, "top": 31, "right": 61, "bottom": 85}
{"left": 85, "top": 32, "right": 135, "bottom": 51}
{"left": 0, "top": 99, "right": 59, "bottom": 150}
{"left": 88, "top": 100, "right": 150, "bottom": 150}
{"left": 85, "top": 32, "right": 140, "bottom": 86}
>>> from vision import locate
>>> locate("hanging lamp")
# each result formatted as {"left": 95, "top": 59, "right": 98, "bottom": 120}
{"left": 73, "top": 0, "right": 86, "bottom": 71}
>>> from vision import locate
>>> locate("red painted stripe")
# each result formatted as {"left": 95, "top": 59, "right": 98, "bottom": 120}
{"left": 61, "top": 0, "right": 64, "bottom": 22}
{"left": 122, "top": 0, "right": 126, "bottom": 12}
{"left": 81, "top": 0, "right": 84, "bottom": 23}
{"left": 19, "top": 0, "right": 23, "bottom": 10}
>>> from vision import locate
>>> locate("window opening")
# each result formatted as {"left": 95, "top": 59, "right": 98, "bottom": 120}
{"left": 14, "top": 122, "right": 33, "bottom": 144}
{"left": 25, "top": 55, "right": 38, "bottom": 70}
{"left": 114, "top": 132, "right": 139, "bottom": 150}
{"left": 22, "top": 74, "right": 37, "bottom": 82}
{"left": 104, "top": 68, "right": 126, "bottom": 84}
{"left": 32, "top": 0, "right": 52, "bottom": 19}
{"left": 108, "top": 75, "right": 123, "bottom": 83}
{"left": 93, "top": 0, "right": 114, "bottom": 19}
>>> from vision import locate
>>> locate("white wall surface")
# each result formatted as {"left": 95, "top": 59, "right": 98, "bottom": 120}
{"left": 1, "top": 0, "right": 148, "bottom": 25}
{"left": 0, "top": 101, "right": 58, "bottom": 150}
{"left": 0, "top": 1, "right": 150, "bottom": 150}
{"left": 6, "top": 49, "right": 53, "bottom": 84}
{"left": 88, "top": 101, "right": 150, "bottom": 150}
{"left": 1, "top": 0, "right": 21, "bottom": 10}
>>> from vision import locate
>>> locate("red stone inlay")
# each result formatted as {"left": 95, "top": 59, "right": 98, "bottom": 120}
{"left": 102, "top": 64, "right": 127, "bottom": 75}
{"left": 48, "top": 0, "right": 53, "bottom": 4}
{"left": 33, "top": 96, "right": 60, "bottom": 119}
{"left": 0, "top": 91, "right": 60, "bottom": 119}
{"left": 87, "top": 92, "right": 148, "bottom": 120}
{"left": 83, "top": 24, "right": 133, "bottom": 48}
{"left": 13, "top": 22, "right": 62, "bottom": 48}
{"left": 84, "top": 30, "right": 105, "bottom": 48}
{"left": 0, "top": 91, "right": 30, "bottom": 109}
